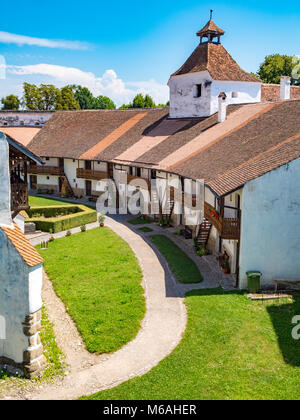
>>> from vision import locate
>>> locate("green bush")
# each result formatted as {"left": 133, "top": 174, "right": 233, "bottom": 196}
{"left": 25, "top": 205, "right": 97, "bottom": 233}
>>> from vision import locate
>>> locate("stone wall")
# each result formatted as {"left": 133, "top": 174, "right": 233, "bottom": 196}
{"left": 0, "top": 111, "right": 53, "bottom": 127}
{"left": 261, "top": 83, "right": 300, "bottom": 101}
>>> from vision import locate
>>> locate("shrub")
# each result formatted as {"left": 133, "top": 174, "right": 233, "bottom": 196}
{"left": 25, "top": 205, "right": 97, "bottom": 233}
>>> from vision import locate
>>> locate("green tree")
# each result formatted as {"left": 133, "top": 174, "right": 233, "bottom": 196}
{"left": 144, "top": 94, "right": 156, "bottom": 108}
{"left": 39, "top": 84, "right": 61, "bottom": 110}
{"left": 68, "top": 85, "right": 98, "bottom": 109}
{"left": 23, "top": 83, "right": 42, "bottom": 110}
{"left": 56, "top": 86, "right": 80, "bottom": 110}
{"left": 1, "top": 94, "right": 20, "bottom": 110}
{"left": 96, "top": 95, "right": 116, "bottom": 109}
{"left": 257, "top": 54, "right": 300, "bottom": 85}
{"left": 132, "top": 93, "right": 145, "bottom": 108}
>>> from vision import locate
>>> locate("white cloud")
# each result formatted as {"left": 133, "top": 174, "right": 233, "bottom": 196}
{"left": 6, "top": 63, "right": 169, "bottom": 106}
{"left": 0, "top": 31, "right": 89, "bottom": 50}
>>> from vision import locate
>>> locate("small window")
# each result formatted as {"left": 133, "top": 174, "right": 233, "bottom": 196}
{"left": 46, "top": 176, "right": 50, "bottom": 180}
{"left": 193, "top": 84, "right": 202, "bottom": 98}
{"left": 73, "top": 159, "right": 76, "bottom": 163}
{"left": 45, "top": 157, "right": 50, "bottom": 161}
{"left": 3, "top": 121, "right": 8, "bottom": 126}
{"left": 136, "top": 167, "right": 141, "bottom": 177}
{"left": 232, "top": 92, "right": 238, "bottom": 98}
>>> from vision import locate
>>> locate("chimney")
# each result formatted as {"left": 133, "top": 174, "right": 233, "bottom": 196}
{"left": 0, "top": 133, "right": 13, "bottom": 228}
{"left": 218, "top": 92, "right": 227, "bottom": 123}
{"left": 280, "top": 76, "right": 291, "bottom": 100}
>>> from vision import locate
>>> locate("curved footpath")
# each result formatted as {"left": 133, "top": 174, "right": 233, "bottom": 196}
{"left": 11, "top": 217, "right": 188, "bottom": 400}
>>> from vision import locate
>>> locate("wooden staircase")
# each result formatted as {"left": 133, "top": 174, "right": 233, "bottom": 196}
{"left": 196, "top": 219, "right": 212, "bottom": 247}
{"left": 60, "top": 173, "right": 74, "bottom": 198}
{"left": 152, "top": 191, "right": 175, "bottom": 223}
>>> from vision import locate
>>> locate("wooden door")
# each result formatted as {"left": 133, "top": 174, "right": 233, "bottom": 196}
{"left": 85, "top": 180, "right": 92, "bottom": 196}
{"left": 30, "top": 175, "right": 37, "bottom": 190}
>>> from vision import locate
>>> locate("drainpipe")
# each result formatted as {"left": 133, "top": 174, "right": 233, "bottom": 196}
{"left": 280, "top": 76, "right": 291, "bottom": 100}
{"left": 218, "top": 92, "right": 227, "bottom": 123}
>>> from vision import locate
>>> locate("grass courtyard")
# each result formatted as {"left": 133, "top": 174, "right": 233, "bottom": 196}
{"left": 82, "top": 289, "right": 300, "bottom": 400}
{"left": 38, "top": 228, "right": 145, "bottom": 354}
{"left": 29, "top": 195, "right": 69, "bottom": 207}
{"left": 150, "top": 234, "right": 202, "bottom": 284}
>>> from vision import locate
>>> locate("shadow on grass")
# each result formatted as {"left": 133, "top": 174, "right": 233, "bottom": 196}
{"left": 266, "top": 294, "right": 300, "bottom": 367}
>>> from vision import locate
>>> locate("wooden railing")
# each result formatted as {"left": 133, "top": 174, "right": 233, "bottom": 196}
{"left": 28, "top": 165, "right": 64, "bottom": 176}
{"left": 76, "top": 168, "right": 108, "bottom": 181}
{"left": 204, "top": 201, "right": 240, "bottom": 240}
{"left": 11, "top": 182, "right": 29, "bottom": 213}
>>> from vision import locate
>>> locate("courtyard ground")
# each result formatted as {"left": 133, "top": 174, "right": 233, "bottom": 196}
{"left": 83, "top": 288, "right": 300, "bottom": 400}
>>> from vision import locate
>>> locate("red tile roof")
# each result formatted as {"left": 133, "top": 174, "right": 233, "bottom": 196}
{"left": 26, "top": 99, "right": 300, "bottom": 197}
{"left": 1, "top": 223, "right": 43, "bottom": 267}
{"left": 171, "top": 43, "right": 260, "bottom": 82}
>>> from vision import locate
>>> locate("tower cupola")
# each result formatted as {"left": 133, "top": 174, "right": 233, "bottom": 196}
{"left": 196, "top": 10, "right": 225, "bottom": 44}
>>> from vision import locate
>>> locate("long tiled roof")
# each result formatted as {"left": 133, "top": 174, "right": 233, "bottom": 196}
{"left": 171, "top": 43, "right": 260, "bottom": 82}
{"left": 1, "top": 223, "right": 44, "bottom": 267}
{"left": 0, "top": 127, "right": 41, "bottom": 146}
{"left": 27, "top": 99, "right": 300, "bottom": 197}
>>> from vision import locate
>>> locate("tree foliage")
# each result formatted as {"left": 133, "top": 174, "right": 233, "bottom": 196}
{"left": 1, "top": 94, "right": 20, "bottom": 110}
{"left": 68, "top": 85, "right": 116, "bottom": 110}
{"left": 257, "top": 54, "right": 300, "bottom": 85}
{"left": 119, "top": 93, "right": 160, "bottom": 109}
{"left": 22, "top": 83, "right": 80, "bottom": 111}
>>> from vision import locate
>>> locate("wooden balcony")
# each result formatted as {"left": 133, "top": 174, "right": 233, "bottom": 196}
{"left": 28, "top": 165, "right": 64, "bottom": 176}
{"left": 204, "top": 201, "right": 240, "bottom": 240}
{"left": 76, "top": 168, "right": 108, "bottom": 181}
{"left": 11, "top": 182, "right": 29, "bottom": 214}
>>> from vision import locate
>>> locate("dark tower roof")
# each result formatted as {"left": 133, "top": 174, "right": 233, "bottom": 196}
{"left": 196, "top": 19, "right": 225, "bottom": 38}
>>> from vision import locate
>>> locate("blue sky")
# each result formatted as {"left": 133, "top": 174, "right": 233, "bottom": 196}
{"left": 0, "top": 0, "right": 299, "bottom": 105}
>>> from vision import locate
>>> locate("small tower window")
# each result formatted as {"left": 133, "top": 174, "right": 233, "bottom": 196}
{"left": 232, "top": 92, "right": 238, "bottom": 98}
{"left": 193, "top": 84, "right": 202, "bottom": 98}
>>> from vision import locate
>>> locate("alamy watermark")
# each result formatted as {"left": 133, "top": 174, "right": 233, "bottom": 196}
{"left": 0, "top": 55, "right": 6, "bottom": 80}
{"left": 292, "top": 55, "right": 300, "bottom": 81}
{"left": 292, "top": 315, "right": 300, "bottom": 340}
{"left": 0, "top": 315, "right": 6, "bottom": 340}
{"left": 95, "top": 174, "right": 204, "bottom": 226}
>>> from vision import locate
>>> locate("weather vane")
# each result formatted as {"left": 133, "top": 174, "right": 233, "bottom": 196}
{"left": 210, "top": 9, "right": 213, "bottom": 20}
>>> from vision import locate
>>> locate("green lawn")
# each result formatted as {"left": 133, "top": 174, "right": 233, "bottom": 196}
{"left": 150, "top": 234, "right": 202, "bottom": 284}
{"left": 38, "top": 228, "right": 145, "bottom": 354}
{"left": 138, "top": 227, "right": 153, "bottom": 233}
{"left": 128, "top": 216, "right": 153, "bottom": 225}
{"left": 29, "top": 195, "right": 69, "bottom": 207}
{"left": 82, "top": 289, "right": 300, "bottom": 400}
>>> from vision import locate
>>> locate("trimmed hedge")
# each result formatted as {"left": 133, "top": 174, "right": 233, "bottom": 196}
{"left": 25, "top": 205, "right": 97, "bottom": 233}
{"left": 27, "top": 205, "right": 80, "bottom": 218}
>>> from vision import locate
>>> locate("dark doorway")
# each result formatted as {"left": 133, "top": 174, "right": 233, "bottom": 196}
{"left": 30, "top": 175, "right": 37, "bottom": 190}
{"left": 85, "top": 180, "right": 92, "bottom": 196}
{"left": 59, "top": 158, "right": 64, "bottom": 171}
{"left": 85, "top": 160, "right": 92, "bottom": 170}
{"left": 108, "top": 163, "right": 114, "bottom": 179}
